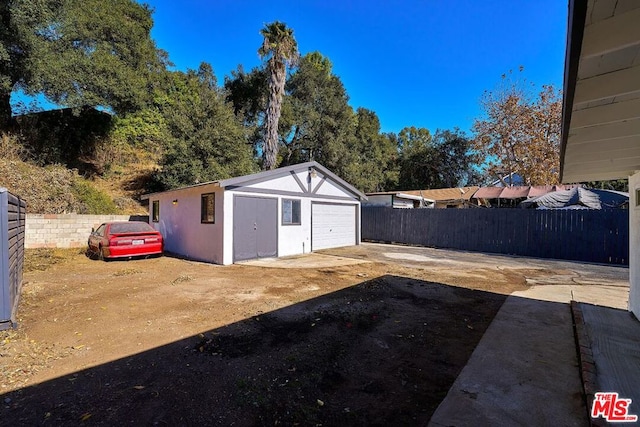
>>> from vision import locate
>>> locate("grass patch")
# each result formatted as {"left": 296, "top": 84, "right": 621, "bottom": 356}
{"left": 24, "top": 248, "right": 85, "bottom": 272}
{"left": 171, "top": 274, "right": 194, "bottom": 285}
{"left": 113, "top": 268, "right": 142, "bottom": 277}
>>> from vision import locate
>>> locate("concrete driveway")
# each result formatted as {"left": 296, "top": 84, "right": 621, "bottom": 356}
{"left": 319, "top": 243, "right": 630, "bottom": 308}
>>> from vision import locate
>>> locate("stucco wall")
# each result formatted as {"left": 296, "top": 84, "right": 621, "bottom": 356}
{"left": 25, "top": 214, "right": 148, "bottom": 249}
{"left": 149, "top": 184, "right": 225, "bottom": 264}
{"left": 629, "top": 172, "right": 640, "bottom": 317}
{"left": 224, "top": 172, "right": 361, "bottom": 264}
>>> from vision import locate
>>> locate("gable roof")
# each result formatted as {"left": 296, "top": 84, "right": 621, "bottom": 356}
{"left": 142, "top": 161, "right": 367, "bottom": 201}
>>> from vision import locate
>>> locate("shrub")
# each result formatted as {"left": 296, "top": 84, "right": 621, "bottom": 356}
{"left": 0, "top": 133, "right": 30, "bottom": 162}
{"left": 71, "top": 180, "right": 118, "bottom": 214}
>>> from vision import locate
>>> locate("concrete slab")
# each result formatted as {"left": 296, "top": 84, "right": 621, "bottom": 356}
{"left": 429, "top": 296, "right": 587, "bottom": 426}
{"left": 324, "top": 243, "right": 629, "bottom": 287}
{"left": 237, "top": 252, "right": 369, "bottom": 269}
{"left": 513, "top": 285, "right": 629, "bottom": 310}
{"left": 579, "top": 303, "right": 640, "bottom": 424}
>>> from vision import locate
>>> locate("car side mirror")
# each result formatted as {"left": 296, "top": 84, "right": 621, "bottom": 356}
{"left": 91, "top": 227, "right": 95, "bottom": 233}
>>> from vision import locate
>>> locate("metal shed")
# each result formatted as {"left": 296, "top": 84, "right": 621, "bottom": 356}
{"left": 1, "top": 188, "right": 26, "bottom": 330}
{"left": 144, "top": 162, "right": 367, "bottom": 265}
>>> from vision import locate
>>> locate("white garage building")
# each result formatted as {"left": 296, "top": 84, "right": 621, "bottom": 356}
{"left": 144, "top": 161, "right": 366, "bottom": 265}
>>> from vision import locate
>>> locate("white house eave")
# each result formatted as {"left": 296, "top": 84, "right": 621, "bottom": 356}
{"left": 560, "top": 0, "right": 640, "bottom": 183}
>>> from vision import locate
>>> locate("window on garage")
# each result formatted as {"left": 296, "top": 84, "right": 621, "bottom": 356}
{"left": 152, "top": 200, "right": 159, "bottom": 222}
{"left": 282, "top": 199, "right": 301, "bottom": 225}
{"left": 201, "top": 193, "right": 215, "bottom": 223}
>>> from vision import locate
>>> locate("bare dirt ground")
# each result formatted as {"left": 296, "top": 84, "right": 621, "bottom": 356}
{"left": 0, "top": 243, "right": 614, "bottom": 426}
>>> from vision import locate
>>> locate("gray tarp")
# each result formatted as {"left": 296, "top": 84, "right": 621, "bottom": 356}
{"left": 520, "top": 187, "right": 602, "bottom": 209}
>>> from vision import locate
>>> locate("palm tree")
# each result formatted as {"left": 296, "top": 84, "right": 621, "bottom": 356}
{"left": 258, "top": 21, "right": 299, "bottom": 170}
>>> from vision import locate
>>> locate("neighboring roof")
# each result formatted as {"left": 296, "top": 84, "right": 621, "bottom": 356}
{"left": 14, "top": 106, "right": 113, "bottom": 120}
{"left": 474, "top": 185, "right": 582, "bottom": 200}
{"left": 403, "top": 186, "right": 480, "bottom": 202}
{"left": 528, "top": 185, "right": 555, "bottom": 197}
{"left": 498, "top": 186, "right": 530, "bottom": 199}
{"left": 560, "top": 0, "right": 640, "bottom": 182}
{"left": 521, "top": 187, "right": 602, "bottom": 209}
{"left": 474, "top": 187, "right": 505, "bottom": 199}
{"left": 142, "top": 161, "right": 367, "bottom": 201}
{"left": 366, "top": 192, "right": 433, "bottom": 202}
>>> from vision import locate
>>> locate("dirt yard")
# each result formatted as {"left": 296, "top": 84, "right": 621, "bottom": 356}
{"left": 0, "top": 243, "right": 575, "bottom": 426}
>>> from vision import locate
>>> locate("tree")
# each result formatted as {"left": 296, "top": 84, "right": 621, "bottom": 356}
{"left": 344, "top": 107, "right": 398, "bottom": 192}
{"left": 396, "top": 127, "right": 478, "bottom": 190}
{"left": 431, "top": 129, "right": 481, "bottom": 187}
{"left": 584, "top": 179, "right": 628, "bottom": 192}
{"left": 0, "top": 0, "right": 163, "bottom": 130}
{"left": 224, "top": 65, "right": 268, "bottom": 157}
{"left": 258, "top": 21, "right": 298, "bottom": 170}
{"left": 396, "top": 126, "right": 434, "bottom": 189}
{"left": 153, "top": 63, "right": 257, "bottom": 189}
{"left": 281, "top": 52, "right": 354, "bottom": 176}
{"left": 472, "top": 69, "right": 562, "bottom": 185}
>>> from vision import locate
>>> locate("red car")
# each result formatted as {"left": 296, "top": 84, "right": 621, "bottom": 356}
{"left": 88, "top": 221, "right": 163, "bottom": 260}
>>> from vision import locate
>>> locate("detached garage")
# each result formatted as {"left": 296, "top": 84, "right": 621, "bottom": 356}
{"left": 144, "top": 161, "right": 366, "bottom": 265}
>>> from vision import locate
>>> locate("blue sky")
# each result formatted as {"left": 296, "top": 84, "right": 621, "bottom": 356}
{"left": 144, "top": 0, "right": 568, "bottom": 134}
{"left": 15, "top": 1, "right": 569, "bottom": 135}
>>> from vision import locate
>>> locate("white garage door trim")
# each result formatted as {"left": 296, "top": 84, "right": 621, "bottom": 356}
{"left": 311, "top": 202, "right": 357, "bottom": 251}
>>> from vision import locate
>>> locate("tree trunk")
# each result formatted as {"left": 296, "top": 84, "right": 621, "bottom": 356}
{"left": 262, "top": 60, "right": 286, "bottom": 170}
{"left": 0, "top": 91, "right": 12, "bottom": 133}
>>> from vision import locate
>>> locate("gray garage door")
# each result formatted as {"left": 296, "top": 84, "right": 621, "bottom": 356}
{"left": 312, "top": 203, "right": 357, "bottom": 251}
{"left": 233, "top": 196, "right": 278, "bottom": 262}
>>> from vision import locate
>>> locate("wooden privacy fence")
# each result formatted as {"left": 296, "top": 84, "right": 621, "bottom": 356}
{"left": 362, "top": 207, "right": 629, "bottom": 265}
{"left": 1, "top": 188, "right": 26, "bottom": 330}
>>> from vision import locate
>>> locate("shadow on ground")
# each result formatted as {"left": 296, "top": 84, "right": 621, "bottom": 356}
{"left": 1, "top": 275, "right": 506, "bottom": 426}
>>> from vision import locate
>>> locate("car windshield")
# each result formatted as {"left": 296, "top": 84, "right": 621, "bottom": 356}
{"left": 109, "top": 222, "right": 154, "bottom": 234}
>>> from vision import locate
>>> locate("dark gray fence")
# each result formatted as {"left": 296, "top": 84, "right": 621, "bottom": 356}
{"left": 362, "top": 207, "right": 628, "bottom": 265}
{"left": 1, "top": 188, "right": 27, "bottom": 330}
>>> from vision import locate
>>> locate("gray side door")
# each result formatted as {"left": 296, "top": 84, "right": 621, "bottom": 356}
{"left": 233, "top": 196, "right": 277, "bottom": 262}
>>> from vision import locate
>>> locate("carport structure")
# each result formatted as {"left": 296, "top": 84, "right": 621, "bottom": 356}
{"left": 561, "top": 0, "right": 640, "bottom": 315}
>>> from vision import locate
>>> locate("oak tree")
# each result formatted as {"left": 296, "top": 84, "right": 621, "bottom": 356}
{"left": 0, "top": 0, "right": 163, "bottom": 130}
{"left": 154, "top": 64, "right": 257, "bottom": 189}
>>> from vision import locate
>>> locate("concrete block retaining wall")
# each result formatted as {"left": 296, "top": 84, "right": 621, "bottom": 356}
{"left": 25, "top": 214, "right": 148, "bottom": 249}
